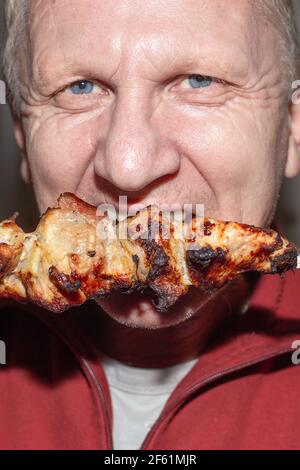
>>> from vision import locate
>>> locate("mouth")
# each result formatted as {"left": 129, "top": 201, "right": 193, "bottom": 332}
{"left": 90, "top": 195, "right": 203, "bottom": 220}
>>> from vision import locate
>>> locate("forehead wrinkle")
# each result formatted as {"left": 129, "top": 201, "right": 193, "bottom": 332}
{"left": 28, "top": 0, "right": 66, "bottom": 86}
{"left": 27, "top": 1, "right": 87, "bottom": 92}
{"left": 113, "top": 1, "right": 267, "bottom": 83}
{"left": 25, "top": 0, "right": 278, "bottom": 93}
{"left": 28, "top": 0, "right": 124, "bottom": 88}
{"left": 126, "top": 28, "right": 251, "bottom": 84}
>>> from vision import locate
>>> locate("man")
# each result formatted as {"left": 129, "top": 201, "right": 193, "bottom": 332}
{"left": 1, "top": 0, "right": 300, "bottom": 450}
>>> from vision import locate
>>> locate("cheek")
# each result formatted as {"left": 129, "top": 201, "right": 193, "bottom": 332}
{"left": 24, "top": 113, "right": 100, "bottom": 211}
{"left": 160, "top": 103, "right": 283, "bottom": 224}
{"left": 170, "top": 109, "right": 265, "bottom": 184}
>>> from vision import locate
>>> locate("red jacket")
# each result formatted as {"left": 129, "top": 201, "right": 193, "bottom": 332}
{"left": 0, "top": 270, "right": 300, "bottom": 450}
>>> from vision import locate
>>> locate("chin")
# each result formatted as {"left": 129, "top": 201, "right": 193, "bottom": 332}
{"left": 96, "top": 287, "right": 216, "bottom": 329}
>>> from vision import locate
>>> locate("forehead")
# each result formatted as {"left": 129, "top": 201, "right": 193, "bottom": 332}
{"left": 28, "top": 0, "right": 257, "bottom": 42}
{"left": 29, "top": 0, "right": 255, "bottom": 21}
{"left": 26, "top": 0, "right": 274, "bottom": 84}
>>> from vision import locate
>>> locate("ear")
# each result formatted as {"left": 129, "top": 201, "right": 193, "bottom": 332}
{"left": 12, "top": 115, "right": 32, "bottom": 184}
{"left": 285, "top": 102, "right": 300, "bottom": 178}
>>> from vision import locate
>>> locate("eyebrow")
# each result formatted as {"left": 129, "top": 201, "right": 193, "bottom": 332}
{"left": 31, "top": 34, "right": 251, "bottom": 96}
{"left": 33, "top": 55, "right": 249, "bottom": 98}
{"left": 160, "top": 53, "right": 250, "bottom": 84}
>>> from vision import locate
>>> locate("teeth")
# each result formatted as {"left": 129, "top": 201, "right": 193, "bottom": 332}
{"left": 297, "top": 255, "right": 300, "bottom": 269}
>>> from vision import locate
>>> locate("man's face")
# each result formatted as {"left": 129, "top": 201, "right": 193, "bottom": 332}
{"left": 17, "top": 0, "right": 291, "bottom": 327}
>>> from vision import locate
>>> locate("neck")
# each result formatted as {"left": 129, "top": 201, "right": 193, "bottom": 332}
{"left": 82, "top": 274, "right": 256, "bottom": 368}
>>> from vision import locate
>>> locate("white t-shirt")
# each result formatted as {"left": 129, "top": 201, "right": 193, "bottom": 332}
{"left": 100, "top": 352, "right": 198, "bottom": 450}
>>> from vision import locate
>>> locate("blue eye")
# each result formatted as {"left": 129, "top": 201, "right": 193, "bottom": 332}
{"left": 187, "top": 75, "right": 213, "bottom": 88}
{"left": 69, "top": 80, "right": 95, "bottom": 95}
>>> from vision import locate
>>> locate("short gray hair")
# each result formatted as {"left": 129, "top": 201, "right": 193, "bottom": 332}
{"left": 2, "top": 0, "right": 300, "bottom": 115}
{"left": 259, "top": 0, "right": 300, "bottom": 84}
{"left": 2, "top": 0, "right": 28, "bottom": 113}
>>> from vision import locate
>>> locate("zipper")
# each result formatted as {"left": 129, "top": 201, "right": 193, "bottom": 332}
{"left": 140, "top": 345, "right": 293, "bottom": 449}
{"left": 80, "top": 356, "right": 113, "bottom": 449}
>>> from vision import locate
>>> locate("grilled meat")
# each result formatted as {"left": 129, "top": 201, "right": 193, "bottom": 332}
{"left": 0, "top": 193, "right": 298, "bottom": 313}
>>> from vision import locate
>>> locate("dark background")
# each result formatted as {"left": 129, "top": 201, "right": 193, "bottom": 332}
{"left": 1, "top": 1, "right": 300, "bottom": 242}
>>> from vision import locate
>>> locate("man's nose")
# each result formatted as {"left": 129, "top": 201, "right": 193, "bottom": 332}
{"left": 93, "top": 92, "right": 180, "bottom": 192}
